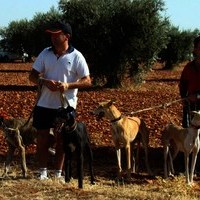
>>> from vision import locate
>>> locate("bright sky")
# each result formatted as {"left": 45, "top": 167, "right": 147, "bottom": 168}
{"left": 0, "top": 0, "right": 199, "bottom": 31}
{"left": 0, "top": 0, "right": 59, "bottom": 27}
{"left": 164, "top": 0, "right": 200, "bottom": 30}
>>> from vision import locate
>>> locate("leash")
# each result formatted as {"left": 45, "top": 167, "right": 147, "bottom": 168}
{"left": 60, "top": 92, "right": 70, "bottom": 107}
{"left": 21, "top": 84, "right": 43, "bottom": 128}
{"left": 130, "top": 97, "right": 188, "bottom": 115}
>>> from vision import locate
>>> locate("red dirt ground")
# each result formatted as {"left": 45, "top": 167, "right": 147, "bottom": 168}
{"left": 0, "top": 62, "right": 184, "bottom": 154}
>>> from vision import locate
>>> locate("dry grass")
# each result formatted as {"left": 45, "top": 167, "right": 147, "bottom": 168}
{"left": 0, "top": 62, "right": 200, "bottom": 199}
{"left": 0, "top": 173, "right": 199, "bottom": 200}
{"left": 0, "top": 152, "right": 199, "bottom": 200}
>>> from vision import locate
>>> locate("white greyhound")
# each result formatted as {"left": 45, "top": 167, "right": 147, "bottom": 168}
{"left": 162, "top": 110, "right": 200, "bottom": 185}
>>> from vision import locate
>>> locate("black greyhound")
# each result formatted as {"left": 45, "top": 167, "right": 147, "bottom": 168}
{"left": 54, "top": 106, "right": 95, "bottom": 188}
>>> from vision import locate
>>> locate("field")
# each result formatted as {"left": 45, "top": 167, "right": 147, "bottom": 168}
{"left": 0, "top": 62, "right": 199, "bottom": 200}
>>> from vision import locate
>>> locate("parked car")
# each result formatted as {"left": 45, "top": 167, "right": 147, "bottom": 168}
{"left": 0, "top": 49, "right": 29, "bottom": 62}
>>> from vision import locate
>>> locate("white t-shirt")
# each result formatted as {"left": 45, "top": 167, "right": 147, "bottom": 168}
{"left": 32, "top": 46, "right": 90, "bottom": 109}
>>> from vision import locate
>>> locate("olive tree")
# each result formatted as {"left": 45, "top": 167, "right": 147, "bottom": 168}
{"left": 59, "top": 0, "right": 169, "bottom": 87}
{"left": 0, "top": 19, "right": 30, "bottom": 53}
{"left": 0, "top": 0, "right": 171, "bottom": 87}
{"left": 159, "top": 27, "right": 200, "bottom": 69}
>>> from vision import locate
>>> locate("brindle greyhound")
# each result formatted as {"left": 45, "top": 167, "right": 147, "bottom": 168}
{"left": 93, "top": 100, "right": 152, "bottom": 179}
{"left": 162, "top": 110, "right": 200, "bottom": 185}
{"left": 0, "top": 117, "right": 37, "bottom": 178}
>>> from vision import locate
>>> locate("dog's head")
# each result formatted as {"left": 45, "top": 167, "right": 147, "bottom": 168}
{"left": 191, "top": 110, "right": 200, "bottom": 128}
{"left": 92, "top": 100, "right": 114, "bottom": 120}
{"left": 0, "top": 116, "right": 11, "bottom": 129}
{"left": 54, "top": 106, "right": 76, "bottom": 132}
{"left": 0, "top": 114, "right": 9, "bottom": 127}
{"left": 0, "top": 111, "right": 11, "bottom": 127}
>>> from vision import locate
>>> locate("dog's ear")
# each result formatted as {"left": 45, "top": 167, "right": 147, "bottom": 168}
{"left": 111, "top": 98, "right": 116, "bottom": 103}
{"left": 57, "top": 107, "right": 65, "bottom": 113}
{"left": 107, "top": 100, "right": 114, "bottom": 107}
{"left": 191, "top": 110, "right": 200, "bottom": 115}
{"left": 66, "top": 106, "right": 75, "bottom": 113}
{"left": 191, "top": 110, "right": 200, "bottom": 126}
{"left": 191, "top": 110, "right": 200, "bottom": 118}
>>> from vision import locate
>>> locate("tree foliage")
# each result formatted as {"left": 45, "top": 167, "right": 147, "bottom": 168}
{"left": 59, "top": 0, "right": 169, "bottom": 86}
{"left": 158, "top": 26, "right": 200, "bottom": 69}
{"left": 0, "top": 1, "right": 199, "bottom": 87}
{"left": 0, "top": 19, "right": 30, "bottom": 52}
{"left": 29, "top": 7, "right": 63, "bottom": 55}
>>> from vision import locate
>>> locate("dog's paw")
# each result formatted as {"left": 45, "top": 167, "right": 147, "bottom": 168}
{"left": 1, "top": 173, "right": 11, "bottom": 180}
{"left": 115, "top": 177, "right": 125, "bottom": 186}
{"left": 91, "top": 180, "right": 96, "bottom": 185}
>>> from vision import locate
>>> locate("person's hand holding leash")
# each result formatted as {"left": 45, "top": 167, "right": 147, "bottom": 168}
{"left": 44, "top": 79, "right": 60, "bottom": 91}
{"left": 56, "top": 81, "right": 69, "bottom": 93}
{"left": 38, "top": 78, "right": 68, "bottom": 92}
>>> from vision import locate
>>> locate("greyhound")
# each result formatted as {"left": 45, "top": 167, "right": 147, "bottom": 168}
{"left": 162, "top": 110, "right": 200, "bottom": 185}
{"left": 0, "top": 117, "right": 37, "bottom": 178}
{"left": 93, "top": 100, "right": 152, "bottom": 179}
{"left": 54, "top": 106, "right": 95, "bottom": 189}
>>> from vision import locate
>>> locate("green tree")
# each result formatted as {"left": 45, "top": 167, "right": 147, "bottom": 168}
{"left": 29, "top": 7, "right": 62, "bottom": 55}
{"left": 0, "top": 0, "right": 171, "bottom": 87}
{"left": 59, "top": 0, "right": 169, "bottom": 87}
{"left": 158, "top": 27, "right": 200, "bottom": 69}
{"left": 0, "top": 19, "right": 30, "bottom": 53}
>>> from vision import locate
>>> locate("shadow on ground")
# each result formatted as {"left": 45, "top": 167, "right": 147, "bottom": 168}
{"left": 0, "top": 146, "right": 192, "bottom": 182}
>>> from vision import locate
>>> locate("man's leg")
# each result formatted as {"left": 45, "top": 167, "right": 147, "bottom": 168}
{"left": 37, "top": 129, "right": 50, "bottom": 179}
{"left": 54, "top": 131, "right": 65, "bottom": 177}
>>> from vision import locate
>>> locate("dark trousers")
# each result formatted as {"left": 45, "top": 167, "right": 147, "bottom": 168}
{"left": 182, "top": 101, "right": 200, "bottom": 173}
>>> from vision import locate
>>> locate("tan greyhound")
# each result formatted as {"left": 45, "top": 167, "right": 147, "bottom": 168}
{"left": 93, "top": 100, "right": 152, "bottom": 179}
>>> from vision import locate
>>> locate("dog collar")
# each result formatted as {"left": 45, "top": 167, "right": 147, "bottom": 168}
{"left": 65, "top": 121, "right": 77, "bottom": 133}
{"left": 110, "top": 115, "right": 122, "bottom": 123}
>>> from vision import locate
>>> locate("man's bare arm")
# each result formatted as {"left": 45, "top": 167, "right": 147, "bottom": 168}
{"left": 29, "top": 69, "right": 41, "bottom": 84}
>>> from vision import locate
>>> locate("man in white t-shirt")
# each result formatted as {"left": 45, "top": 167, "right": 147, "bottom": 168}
{"left": 29, "top": 21, "right": 91, "bottom": 180}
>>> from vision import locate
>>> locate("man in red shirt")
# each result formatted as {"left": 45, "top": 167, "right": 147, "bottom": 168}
{"left": 179, "top": 35, "right": 200, "bottom": 175}
{"left": 179, "top": 36, "right": 200, "bottom": 127}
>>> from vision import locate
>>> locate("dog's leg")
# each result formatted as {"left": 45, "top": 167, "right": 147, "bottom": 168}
{"left": 85, "top": 142, "right": 95, "bottom": 185}
{"left": 64, "top": 148, "right": 72, "bottom": 183}
{"left": 169, "top": 145, "right": 181, "bottom": 176}
{"left": 116, "top": 148, "right": 122, "bottom": 178}
{"left": 130, "top": 142, "right": 137, "bottom": 173}
{"left": 190, "top": 147, "right": 199, "bottom": 184}
{"left": 143, "top": 145, "right": 152, "bottom": 175}
{"left": 139, "top": 131, "right": 152, "bottom": 175}
{"left": 125, "top": 144, "right": 132, "bottom": 179}
{"left": 15, "top": 130, "right": 27, "bottom": 178}
{"left": 2, "top": 143, "right": 16, "bottom": 178}
{"left": 140, "top": 121, "right": 152, "bottom": 175}
{"left": 184, "top": 152, "right": 190, "bottom": 184}
{"left": 168, "top": 149, "right": 175, "bottom": 176}
{"left": 163, "top": 144, "right": 169, "bottom": 178}
{"left": 164, "top": 141, "right": 176, "bottom": 178}
{"left": 77, "top": 146, "right": 84, "bottom": 189}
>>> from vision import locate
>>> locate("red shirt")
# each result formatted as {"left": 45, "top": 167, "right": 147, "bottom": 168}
{"left": 179, "top": 60, "right": 200, "bottom": 101}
